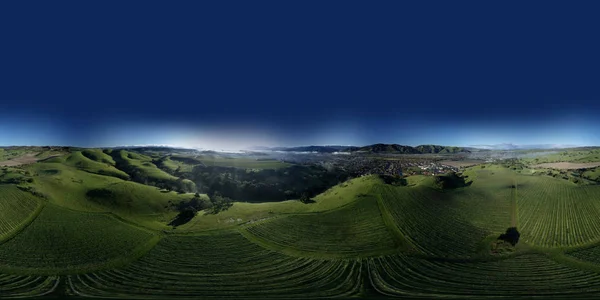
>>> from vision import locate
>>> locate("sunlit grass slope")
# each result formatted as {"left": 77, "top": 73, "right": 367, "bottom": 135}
{"left": 175, "top": 175, "right": 381, "bottom": 232}
{"left": 110, "top": 150, "right": 196, "bottom": 191}
{"left": 243, "top": 193, "right": 400, "bottom": 258}
{"left": 64, "top": 151, "right": 129, "bottom": 180}
{"left": 24, "top": 161, "right": 197, "bottom": 230}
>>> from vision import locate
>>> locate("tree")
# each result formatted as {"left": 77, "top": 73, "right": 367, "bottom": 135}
{"left": 299, "top": 192, "right": 311, "bottom": 204}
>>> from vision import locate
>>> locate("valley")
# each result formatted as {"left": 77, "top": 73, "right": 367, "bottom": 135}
{"left": 1, "top": 145, "right": 600, "bottom": 298}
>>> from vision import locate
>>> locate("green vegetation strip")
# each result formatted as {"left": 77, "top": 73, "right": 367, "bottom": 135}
{"left": 68, "top": 232, "right": 362, "bottom": 298}
{"left": 0, "top": 274, "right": 59, "bottom": 298}
{"left": 0, "top": 204, "right": 159, "bottom": 275}
{"left": 369, "top": 253, "right": 600, "bottom": 297}
{"left": 0, "top": 185, "right": 44, "bottom": 244}
{"left": 242, "top": 195, "right": 398, "bottom": 258}
{"left": 516, "top": 175, "right": 600, "bottom": 247}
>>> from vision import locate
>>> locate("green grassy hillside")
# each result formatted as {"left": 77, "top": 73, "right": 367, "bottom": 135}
{"left": 0, "top": 185, "right": 43, "bottom": 242}
{"left": 110, "top": 150, "right": 196, "bottom": 192}
{"left": 0, "top": 204, "right": 157, "bottom": 274}
{"left": 369, "top": 253, "right": 600, "bottom": 297}
{"left": 69, "top": 232, "right": 361, "bottom": 298}
{"left": 175, "top": 175, "right": 381, "bottom": 232}
{"left": 64, "top": 151, "right": 130, "bottom": 180}
{"left": 4, "top": 159, "right": 600, "bottom": 298}
{"left": 0, "top": 274, "right": 58, "bottom": 297}
{"left": 521, "top": 148, "right": 600, "bottom": 164}
{"left": 24, "top": 160, "right": 200, "bottom": 230}
{"left": 243, "top": 193, "right": 401, "bottom": 258}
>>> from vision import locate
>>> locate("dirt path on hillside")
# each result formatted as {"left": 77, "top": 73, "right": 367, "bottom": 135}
{"left": 531, "top": 162, "right": 600, "bottom": 170}
{"left": 0, "top": 153, "right": 40, "bottom": 167}
{"left": 0, "top": 152, "right": 63, "bottom": 167}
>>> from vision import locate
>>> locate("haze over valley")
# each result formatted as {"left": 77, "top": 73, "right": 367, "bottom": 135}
{"left": 3, "top": 0, "right": 600, "bottom": 298}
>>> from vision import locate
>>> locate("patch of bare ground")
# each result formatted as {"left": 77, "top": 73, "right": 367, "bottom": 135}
{"left": 0, "top": 152, "right": 61, "bottom": 167}
{"left": 439, "top": 160, "right": 484, "bottom": 168}
{"left": 531, "top": 162, "right": 600, "bottom": 170}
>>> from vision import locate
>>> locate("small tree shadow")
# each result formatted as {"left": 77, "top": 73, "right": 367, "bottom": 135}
{"left": 168, "top": 209, "right": 196, "bottom": 227}
{"left": 498, "top": 227, "right": 520, "bottom": 246}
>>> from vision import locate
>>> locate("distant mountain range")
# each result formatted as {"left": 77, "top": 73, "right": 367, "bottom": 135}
{"left": 249, "top": 145, "right": 354, "bottom": 153}
{"left": 249, "top": 144, "right": 471, "bottom": 154}
{"left": 116, "top": 143, "right": 586, "bottom": 154}
{"left": 468, "top": 143, "right": 581, "bottom": 150}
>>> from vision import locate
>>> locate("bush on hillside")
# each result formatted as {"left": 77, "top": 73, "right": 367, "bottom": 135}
{"left": 498, "top": 227, "right": 520, "bottom": 246}
{"left": 379, "top": 174, "right": 407, "bottom": 186}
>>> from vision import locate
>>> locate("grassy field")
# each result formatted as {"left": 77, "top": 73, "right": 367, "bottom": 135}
{"left": 0, "top": 185, "right": 43, "bottom": 242}
{"left": 0, "top": 274, "right": 58, "bottom": 297}
{"left": 22, "top": 160, "right": 201, "bottom": 230}
{"left": 68, "top": 232, "right": 362, "bottom": 298}
{"left": 4, "top": 156, "right": 600, "bottom": 297}
{"left": 0, "top": 204, "right": 158, "bottom": 274}
{"left": 64, "top": 151, "right": 130, "bottom": 180}
{"left": 243, "top": 194, "right": 400, "bottom": 258}
{"left": 175, "top": 175, "right": 381, "bottom": 232}
{"left": 521, "top": 148, "right": 600, "bottom": 164}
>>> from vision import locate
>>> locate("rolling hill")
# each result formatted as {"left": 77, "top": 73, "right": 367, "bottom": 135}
{"left": 353, "top": 143, "right": 471, "bottom": 154}
{"left": 3, "top": 150, "right": 600, "bottom": 298}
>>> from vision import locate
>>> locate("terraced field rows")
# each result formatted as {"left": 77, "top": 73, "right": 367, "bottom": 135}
{"left": 568, "top": 245, "right": 600, "bottom": 264}
{"left": 0, "top": 185, "right": 42, "bottom": 241}
{"left": 447, "top": 188, "right": 512, "bottom": 233}
{"left": 369, "top": 254, "right": 600, "bottom": 298}
{"left": 517, "top": 176, "right": 600, "bottom": 247}
{"left": 243, "top": 195, "right": 398, "bottom": 257}
{"left": 0, "top": 204, "right": 157, "bottom": 273}
{"left": 375, "top": 185, "right": 488, "bottom": 257}
{"left": 0, "top": 274, "right": 58, "bottom": 298}
{"left": 68, "top": 232, "right": 362, "bottom": 298}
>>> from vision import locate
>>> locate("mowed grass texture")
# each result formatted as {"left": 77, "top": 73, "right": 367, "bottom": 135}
{"left": 368, "top": 254, "right": 600, "bottom": 297}
{"left": 0, "top": 274, "right": 58, "bottom": 297}
{"left": 0, "top": 204, "right": 157, "bottom": 274}
{"left": 0, "top": 185, "right": 43, "bottom": 241}
{"left": 516, "top": 175, "right": 600, "bottom": 247}
{"left": 68, "top": 232, "right": 362, "bottom": 298}
{"left": 243, "top": 194, "right": 400, "bottom": 258}
{"left": 6, "top": 161, "right": 600, "bottom": 298}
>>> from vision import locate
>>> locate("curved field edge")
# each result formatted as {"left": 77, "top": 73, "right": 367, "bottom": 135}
{"left": 0, "top": 234, "right": 161, "bottom": 276}
{"left": 0, "top": 204, "right": 162, "bottom": 276}
{"left": 0, "top": 275, "right": 60, "bottom": 299}
{"left": 237, "top": 183, "right": 413, "bottom": 259}
{"left": 65, "top": 232, "right": 364, "bottom": 299}
{"left": 174, "top": 175, "right": 383, "bottom": 233}
{"left": 0, "top": 186, "right": 45, "bottom": 245}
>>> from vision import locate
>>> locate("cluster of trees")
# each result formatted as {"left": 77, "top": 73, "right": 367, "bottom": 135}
{"left": 190, "top": 165, "right": 350, "bottom": 202}
{"left": 207, "top": 191, "right": 234, "bottom": 213}
{"left": 379, "top": 174, "right": 407, "bottom": 186}
{"left": 154, "top": 178, "right": 195, "bottom": 193}
{"left": 168, "top": 193, "right": 213, "bottom": 226}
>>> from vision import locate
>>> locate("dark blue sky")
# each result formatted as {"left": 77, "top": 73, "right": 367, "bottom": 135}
{"left": 1, "top": 1, "right": 600, "bottom": 149}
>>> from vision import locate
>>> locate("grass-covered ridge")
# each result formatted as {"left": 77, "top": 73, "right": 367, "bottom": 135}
{"left": 4, "top": 154, "right": 600, "bottom": 297}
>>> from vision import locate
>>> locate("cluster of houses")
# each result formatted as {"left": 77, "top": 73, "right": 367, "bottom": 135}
{"left": 329, "top": 156, "right": 458, "bottom": 177}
